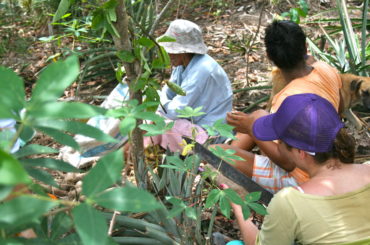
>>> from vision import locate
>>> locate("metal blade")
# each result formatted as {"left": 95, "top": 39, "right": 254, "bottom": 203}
{"left": 188, "top": 138, "right": 273, "bottom": 205}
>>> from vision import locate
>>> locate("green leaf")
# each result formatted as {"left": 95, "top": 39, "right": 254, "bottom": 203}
{"left": 119, "top": 117, "right": 136, "bottom": 136}
{"left": 116, "top": 50, "right": 135, "bottom": 63}
{"left": 290, "top": 8, "right": 300, "bottom": 24}
{"left": 30, "top": 56, "right": 79, "bottom": 107}
{"left": 247, "top": 202, "right": 267, "bottom": 215}
{"left": 241, "top": 205, "right": 251, "bottom": 220}
{"left": 209, "top": 146, "right": 244, "bottom": 165}
{"left": 0, "top": 66, "right": 25, "bottom": 118}
{"left": 205, "top": 189, "right": 221, "bottom": 209}
{"left": 82, "top": 150, "right": 123, "bottom": 197}
{"left": 157, "top": 35, "right": 176, "bottom": 43}
{"left": 139, "top": 121, "right": 174, "bottom": 136}
{"left": 93, "top": 187, "right": 160, "bottom": 212}
{"left": 185, "top": 207, "right": 197, "bottom": 220}
{"left": 135, "top": 111, "right": 163, "bottom": 122}
{"left": 21, "top": 158, "right": 80, "bottom": 173}
{"left": 37, "top": 127, "right": 79, "bottom": 150}
{"left": 50, "top": 212, "right": 73, "bottom": 240}
{"left": 219, "top": 195, "right": 231, "bottom": 218}
{"left": 53, "top": 0, "right": 70, "bottom": 22}
{"left": 0, "top": 196, "right": 57, "bottom": 229}
{"left": 28, "top": 102, "right": 107, "bottom": 119}
{"left": 32, "top": 120, "right": 117, "bottom": 143}
{"left": 72, "top": 203, "right": 109, "bottom": 245}
{"left": 0, "top": 185, "right": 13, "bottom": 201}
{"left": 138, "top": 37, "right": 155, "bottom": 49}
{"left": 298, "top": 0, "right": 309, "bottom": 15}
{"left": 244, "top": 192, "right": 261, "bottom": 203}
{"left": 203, "top": 119, "right": 236, "bottom": 139}
{"left": 19, "top": 125, "right": 36, "bottom": 144}
{"left": 91, "top": 9, "right": 105, "bottom": 30}
{"left": 223, "top": 189, "right": 244, "bottom": 205}
{"left": 167, "top": 205, "right": 185, "bottom": 218}
{"left": 25, "top": 167, "right": 59, "bottom": 187}
{"left": 14, "top": 144, "right": 58, "bottom": 159}
{"left": 175, "top": 106, "right": 205, "bottom": 118}
{"left": 0, "top": 149, "right": 30, "bottom": 185}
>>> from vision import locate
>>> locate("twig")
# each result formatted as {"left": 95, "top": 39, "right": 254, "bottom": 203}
{"left": 108, "top": 211, "right": 120, "bottom": 235}
{"left": 149, "top": 0, "right": 177, "bottom": 36}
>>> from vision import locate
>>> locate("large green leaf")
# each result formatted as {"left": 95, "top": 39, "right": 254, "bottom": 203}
{"left": 25, "top": 167, "right": 59, "bottom": 187}
{"left": 0, "top": 196, "right": 57, "bottom": 229}
{"left": 52, "top": 0, "right": 71, "bottom": 22}
{"left": 0, "top": 66, "right": 25, "bottom": 118}
{"left": 21, "top": 158, "right": 80, "bottom": 173}
{"left": 28, "top": 102, "right": 107, "bottom": 119}
{"left": 93, "top": 187, "right": 160, "bottom": 212}
{"left": 119, "top": 117, "right": 136, "bottom": 136}
{"left": 0, "top": 149, "right": 30, "bottom": 185}
{"left": 29, "top": 56, "right": 79, "bottom": 107}
{"left": 72, "top": 203, "right": 109, "bottom": 245}
{"left": 36, "top": 127, "right": 79, "bottom": 150}
{"left": 50, "top": 212, "right": 73, "bottom": 240}
{"left": 14, "top": 144, "right": 58, "bottom": 159}
{"left": 32, "top": 120, "right": 117, "bottom": 143}
{"left": 82, "top": 150, "right": 123, "bottom": 197}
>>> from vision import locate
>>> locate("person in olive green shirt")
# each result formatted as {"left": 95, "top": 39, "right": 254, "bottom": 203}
{"left": 227, "top": 93, "right": 370, "bottom": 245}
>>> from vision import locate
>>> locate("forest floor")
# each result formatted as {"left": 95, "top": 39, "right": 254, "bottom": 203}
{"left": 1, "top": 0, "right": 369, "bottom": 242}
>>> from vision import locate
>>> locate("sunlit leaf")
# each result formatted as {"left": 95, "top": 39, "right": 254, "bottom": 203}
{"left": 0, "top": 66, "right": 25, "bottom": 118}
{"left": 119, "top": 117, "right": 136, "bottom": 136}
{"left": 28, "top": 102, "right": 107, "bottom": 119}
{"left": 157, "top": 35, "right": 176, "bottom": 43}
{"left": 53, "top": 0, "right": 70, "bottom": 22}
{"left": 0, "top": 196, "right": 57, "bottom": 229}
{"left": 72, "top": 204, "right": 109, "bottom": 245}
{"left": 21, "top": 158, "right": 80, "bottom": 173}
{"left": 30, "top": 56, "right": 79, "bottom": 107}
{"left": 0, "top": 149, "right": 30, "bottom": 185}
{"left": 205, "top": 189, "right": 221, "bottom": 209}
{"left": 93, "top": 187, "right": 160, "bottom": 212}
{"left": 82, "top": 150, "right": 123, "bottom": 197}
{"left": 14, "top": 144, "right": 58, "bottom": 159}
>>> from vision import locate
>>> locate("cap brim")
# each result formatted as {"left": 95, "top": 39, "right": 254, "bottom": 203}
{"left": 252, "top": 114, "right": 279, "bottom": 141}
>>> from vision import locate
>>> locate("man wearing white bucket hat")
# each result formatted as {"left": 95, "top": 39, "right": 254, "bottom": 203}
{"left": 144, "top": 19, "right": 233, "bottom": 152}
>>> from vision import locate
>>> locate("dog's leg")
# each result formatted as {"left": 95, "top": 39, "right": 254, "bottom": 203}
{"left": 343, "top": 108, "right": 364, "bottom": 130}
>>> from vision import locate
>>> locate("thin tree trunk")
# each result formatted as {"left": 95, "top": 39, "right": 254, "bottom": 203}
{"left": 113, "top": 0, "right": 145, "bottom": 187}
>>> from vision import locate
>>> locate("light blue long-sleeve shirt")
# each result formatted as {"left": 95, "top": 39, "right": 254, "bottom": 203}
{"left": 158, "top": 54, "right": 233, "bottom": 127}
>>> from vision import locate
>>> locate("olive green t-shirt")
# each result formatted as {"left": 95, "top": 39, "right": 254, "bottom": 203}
{"left": 256, "top": 183, "right": 370, "bottom": 245}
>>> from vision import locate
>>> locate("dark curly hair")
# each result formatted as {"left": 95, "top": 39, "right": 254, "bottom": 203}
{"left": 264, "top": 20, "right": 307, "bottom": 70}
{"left": 313, "top": 128, "right": 355, "bottom": 164}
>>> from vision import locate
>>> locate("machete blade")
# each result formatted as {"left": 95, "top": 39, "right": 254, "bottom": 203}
{"left": 186, "top": 137, "right": 273, "bottom": 205}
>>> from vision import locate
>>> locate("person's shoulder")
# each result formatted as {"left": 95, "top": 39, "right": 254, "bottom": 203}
{"left": 270, "top": 187, "right": 298, "bottom": 203}
{"left": 313, "top": 61, "right": 339, "bottom": 74}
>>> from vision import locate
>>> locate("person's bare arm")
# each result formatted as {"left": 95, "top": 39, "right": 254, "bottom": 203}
{"left": 227, "top": 110, "right": 295, "bottom": 172}
{"left": 231, "top": 199, "right": 259, "bottom": 244}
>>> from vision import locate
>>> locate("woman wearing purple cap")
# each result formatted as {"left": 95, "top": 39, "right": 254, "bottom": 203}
{"left": 227, "top": 93, "right": 370, "bottom": 245}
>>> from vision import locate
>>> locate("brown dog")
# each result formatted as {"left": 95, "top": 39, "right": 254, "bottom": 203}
{"left": 267, "top": 68, "right": 370, "bottom": 130}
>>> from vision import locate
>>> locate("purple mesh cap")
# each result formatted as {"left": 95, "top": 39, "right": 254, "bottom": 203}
{"left": 253, "top": 93, "right": 344, "bottom": 152}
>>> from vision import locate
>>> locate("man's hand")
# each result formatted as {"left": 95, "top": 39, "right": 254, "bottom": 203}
{"left": 226, "top": 110, "right": 269, "bottom": 135}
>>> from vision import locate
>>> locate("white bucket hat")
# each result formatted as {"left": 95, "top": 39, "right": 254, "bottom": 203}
{"left": 158, "top": 19, "right": 208, "bottom": 54}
